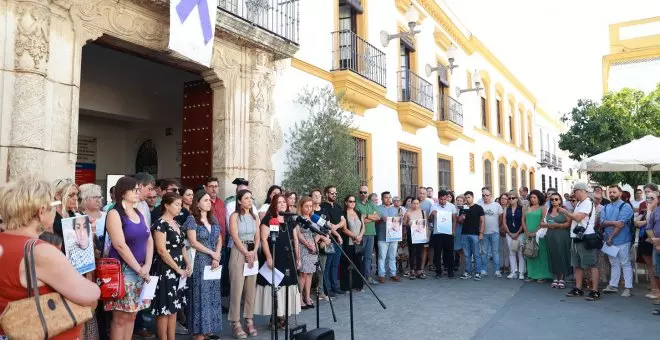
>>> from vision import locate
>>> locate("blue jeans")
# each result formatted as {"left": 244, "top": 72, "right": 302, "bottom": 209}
{"left": 324, "top": 249, "right": 341, "bottom": 293}
{"left": 377, "top": 241, "right": 398, "bottom": 277}
{"left": 480, "top": 233, "right": 500, "bottom": 273}
{"left": 363, "top": 235, "right": 375, "bottom": 277}
{"left": 462, "top": 234, "right": 482, "bottom": 274}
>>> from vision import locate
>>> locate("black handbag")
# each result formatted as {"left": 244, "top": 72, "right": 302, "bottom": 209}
{"left": 581, "top": 201, "right": 603, "bottom": 250}
{"left": 353, "top": 243, "right": 364, "bottom": 256}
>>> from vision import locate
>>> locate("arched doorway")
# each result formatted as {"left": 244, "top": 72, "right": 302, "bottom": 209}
{"left": 135, "top": 139, "right": 158, "bottom": 175}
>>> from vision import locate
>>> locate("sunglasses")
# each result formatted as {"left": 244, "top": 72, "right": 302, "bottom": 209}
{"left": 508, "top": 197, "right": 517, "bottom": 200}
{"left": 483, "top": 194, "right": 491, "bottom": 197}
{"left": 551, "top": 198, "right": 560, "bottom": 202}
{"left": 329, "top": 192, "right": 337, "bottom": 195}
{"left": 648, "top": 197, "right": 657, "bottom": 201}
{"left": 359, "top": 191, "right": 368, "bottom": 194}
{"left": 347, "top": 200, "right": 356, "bottom": 203}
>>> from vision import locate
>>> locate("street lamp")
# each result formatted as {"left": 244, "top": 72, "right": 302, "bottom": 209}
{"left": 425, "top": 44, "right": 459, "bottom": 77}
{"left": 456, "top": 70, "right": 484, "bottom": 98}
{"left": 380, "top": 6, "right": 422, "bottom": 48}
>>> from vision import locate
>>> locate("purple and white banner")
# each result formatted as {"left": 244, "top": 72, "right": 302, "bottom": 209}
{"left": 169, "top": 0, "right": 217, "bottom": 67}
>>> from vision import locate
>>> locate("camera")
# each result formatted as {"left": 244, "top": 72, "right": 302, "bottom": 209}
{"left": 573, "top": 225, "right": 586, "bottom": 240}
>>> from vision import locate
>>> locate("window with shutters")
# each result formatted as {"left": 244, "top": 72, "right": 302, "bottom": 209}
{"left": 555, "top": 178, "right": 558, "bottom": 191}
{"left": 496, "top": 99, "right": 503, "bottom": 136}
{"left": 481, "top": 97, "right": 488, "bottom": 129}
{"left": 499, "top": 163, "right": 506, "bottom": 194}
{"left": 484, "top": 159, "right": 493, "bottom": 190}
{"left": 438, "top": 157, "right": 452, "bottom": 191}
{"left": 542, "top": 174, "right": 546, "bottom": 192}
{"left": 400, "top": 148, "right": 420, "bottom": 199}
{"left": 511, "top": 166, "right": 517, "bottom": 191}
{"left": 521, "top": 169, "right": 527, "bottom": 188}
{"left": 354, "top": 136, "right": 368, "bottom": 187}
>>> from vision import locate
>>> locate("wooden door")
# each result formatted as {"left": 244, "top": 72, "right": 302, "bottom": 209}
{"left": 181, "top": 81, "right": 212, "bottom": 189}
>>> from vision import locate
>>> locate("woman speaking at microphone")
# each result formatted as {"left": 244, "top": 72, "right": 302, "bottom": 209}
{"left": 254, "top": 194, "right": 301, "bottom": 329}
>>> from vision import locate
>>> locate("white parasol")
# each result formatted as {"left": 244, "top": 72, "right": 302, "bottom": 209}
{"left": 578, "top": 135, "right": 660, "bottom": 183}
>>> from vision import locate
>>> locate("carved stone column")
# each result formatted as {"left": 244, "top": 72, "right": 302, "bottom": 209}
{"left": 204, "top": 41, "right": 252, "bottom": 200}
{"left": 247, "top": 50, "right": 283, "bottom": 204}
{"left": 0, "top": 0, "right": 81, "bottom": 181}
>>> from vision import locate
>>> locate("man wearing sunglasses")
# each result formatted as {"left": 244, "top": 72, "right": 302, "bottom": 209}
{"left": 478, "top": 188, "right": 503, "bottom": 277}
{"left": 356, "top": 185, "right": 381, "bottom": 284}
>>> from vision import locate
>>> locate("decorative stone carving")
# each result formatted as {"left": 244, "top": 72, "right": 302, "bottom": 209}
{"left": 70, "top": 0, "right": 169, "bottom": 50}
{"left": 14, "top": 1, "right": 51, "bottom": 73}
{"left": 11, "top": 74, "right": 46, "bottom": 149}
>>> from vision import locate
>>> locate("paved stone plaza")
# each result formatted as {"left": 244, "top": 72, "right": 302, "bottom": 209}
{"left": 174, "top": 274, "right": 657, "bottom": 340}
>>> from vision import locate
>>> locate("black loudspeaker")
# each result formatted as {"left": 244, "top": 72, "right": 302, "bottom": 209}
{"left": 294, "top": 328, "right": 335, "bottom": 340}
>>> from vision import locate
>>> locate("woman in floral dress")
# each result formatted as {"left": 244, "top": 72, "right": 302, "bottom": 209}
{"left": 150, "top": 193, "right": 192, "bottom": 340}
{"left": 184, "top": 191, "right": 223, "bottom": 340}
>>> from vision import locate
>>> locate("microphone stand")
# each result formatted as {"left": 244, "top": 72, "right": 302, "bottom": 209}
{"left": 307, "top": 226, "right": 387, "bottom": 340}
{"left": 269, "top": 227, "right": 279, "bottom": 340}
{"left": 283, "top": 218, "right": 301, "bottom": 340}
{"left": 314, "top": 257, "right": 337, "bottom": 328}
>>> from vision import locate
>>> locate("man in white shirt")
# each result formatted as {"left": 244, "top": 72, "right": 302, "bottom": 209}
{"left": 632, "top": 188, "right": 644, "bottom": 214}
{"left": 478, "top": 188, "right": 504, "bottom": 277}
{"left": 559, "top": 182, "right": 600, "bottom": 301}
{"left": 430, "top": 190, "right": 456, "bottom": 278}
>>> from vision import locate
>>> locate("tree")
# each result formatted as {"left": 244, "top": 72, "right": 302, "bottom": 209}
{"left": 282, "top": 86, "right": 361, "bottom": 199}
{"left": 558, "top": 85, "right": 660, "bottom": 186}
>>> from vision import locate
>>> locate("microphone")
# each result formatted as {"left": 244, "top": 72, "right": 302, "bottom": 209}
{"left": 293, "top": 215, "right": 328, "bottom": 236}
{"left": 279, "top": 211, "right": 297, "bottom": 217}
{"left": 268, "top": 217, "right": 280, "bottom": 233}
{"left": 310, "top": 214, "right": 331, "bottom": 232}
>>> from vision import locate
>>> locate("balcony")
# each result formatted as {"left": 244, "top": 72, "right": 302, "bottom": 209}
{"left": 538, "top": 150, "right": 551, "bottom": 167}
{"left": 397, "top": 70, "right": 434, "bottom": 134}
{"left": 436, "top": 94, "right": 463, "bottom": 144}
{"left": 557, "top": 157, "right": 563, "bottom": 170}
{"left": 551, "top": 154, "right": 558, "bottom": 169}
{"left": 217, "top": 0, "right": 300, "bottom": 58}
{"left": 330, "top": 30, "right": 387, "bottom": 115}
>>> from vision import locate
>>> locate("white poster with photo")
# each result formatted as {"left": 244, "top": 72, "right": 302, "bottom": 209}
{"left": 385, "top": 217, "right": 403, "bottom": 242}
{"left": 410, "top": 219, "right": 428, "bottom": 244}
{"left": 62, "top": 215, "right": 96, "bottom": 274}
{"left": 435, "top": 210, "right": 453, "bottom": 235}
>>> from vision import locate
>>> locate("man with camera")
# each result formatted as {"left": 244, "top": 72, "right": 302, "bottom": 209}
{"left": 558, "top": 182, "right": 601, "bottom": 301}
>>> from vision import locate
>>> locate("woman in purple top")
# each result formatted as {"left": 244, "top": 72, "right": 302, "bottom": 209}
{"left": 104, "top": 176, "right": 154, "bottom": 340}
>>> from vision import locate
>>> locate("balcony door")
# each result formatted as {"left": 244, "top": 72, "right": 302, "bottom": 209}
{"left": 400, "top": 44, "right": 412, "bottom": 102}
{"left": 438, "top": 70, "right": 449, "bottom": 121}
{"left": 338, "top": 5, "right": 358, "bottom": 70}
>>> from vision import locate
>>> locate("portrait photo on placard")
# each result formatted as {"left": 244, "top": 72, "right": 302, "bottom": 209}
{"left": 386, "top": 216, "right": 403, "bottom": 242}
{"left": 62, "top": 215, "right": 96, "bottom": 274}
{"left": 410, "top": 219, "right": 428, "bottom": 244}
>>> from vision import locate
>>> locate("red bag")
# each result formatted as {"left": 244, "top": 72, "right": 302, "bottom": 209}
{"left": 95, "top": 258, "right": 125, "bottom": 300}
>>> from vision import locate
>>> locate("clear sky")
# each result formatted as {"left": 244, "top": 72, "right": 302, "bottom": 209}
{"left": 443, "top": 0, "right": 660, "bottom": 118}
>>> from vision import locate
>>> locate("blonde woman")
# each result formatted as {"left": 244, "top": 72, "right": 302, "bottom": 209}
{"left": 296, "top": 197, "right": 320, "bottom": 307}
{"left": 80, "top": 184, "right": 107, "bottom": 256}
{"left": 0, "top": 175, "right": 100, "bottom": 340}
{"left": 53, "top": 178, "right": 80, "bottom": 241}
{"left": 228, "top": 189, "right": 261, "bottom": 338}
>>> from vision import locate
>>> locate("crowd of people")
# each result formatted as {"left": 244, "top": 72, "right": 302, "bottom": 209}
{"left": 1, "top": 173, "right": 659, "bottom": 340}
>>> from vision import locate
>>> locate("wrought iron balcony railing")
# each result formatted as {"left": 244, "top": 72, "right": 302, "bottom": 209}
{"left": 551, "top": 154, "right": 557, "bottom": 168}
{"left": 538, "top": 150, "right": 551, "bottom": 166}
{"left": 218, "top": 0, "right": 299, "bottom": 44}
{"left": 557, "top": 157, "right": 563, "bottom": 170}
{"left": 397, "top": 70, "right": 434, "bottom": 111}
{"left": 438, "top": 93, "right": 463, "bottom": 126}
{"left": 331, "top": 30, "right": 387, "bottom": 87}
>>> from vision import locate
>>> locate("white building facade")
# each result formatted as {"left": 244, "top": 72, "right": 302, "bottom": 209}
{"left": 271, "top": 0, "right": 566, "bottom": 198}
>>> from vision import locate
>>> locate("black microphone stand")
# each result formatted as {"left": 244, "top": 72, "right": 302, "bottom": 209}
{"left": 314, "top": 256, "right": 337, "bottom": 328}
{"left": 282, "top": 218, "right": 301, "bottom": 340}
{"left": 304, "top": 225, "right": 387, "bottom": 340}
{"left": 269, "top": 225, "right": 279, "bottom": 340}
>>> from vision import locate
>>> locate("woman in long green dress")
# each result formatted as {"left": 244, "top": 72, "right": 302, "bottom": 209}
{"left": 541, "top": 193, "right": 572, "bottom": 289}
{"left": 522, "top": 190, "right": 552, "bottom": 281}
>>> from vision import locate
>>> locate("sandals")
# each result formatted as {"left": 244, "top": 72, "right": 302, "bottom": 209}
{"left": 558, "top": 280, "right": 566, "bottom": 289}
{"left": 245, "top": 319, "right": 258, "bottom": 337}
{"left": 409, "top": 273, "right": 416, "bottom": 280}
{"left": 551, "top": 280, "right": 559, "bottom": 288}
{"left": 418, "top": 272, "right": 427, "bottom": 280}
{"left": 232, "top": 321, "right": 247, "bottom": 339}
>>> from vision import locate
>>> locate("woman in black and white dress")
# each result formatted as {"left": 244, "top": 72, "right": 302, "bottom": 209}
{"left": 150, "top": 192, "right": 192, "bottom": 340}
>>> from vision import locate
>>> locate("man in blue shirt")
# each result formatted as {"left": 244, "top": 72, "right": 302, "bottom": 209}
{"left": 377, "top": 191, "right": 401, "bottom": 282}
{"left": 600, "top": 185, "right": 634, "bottom": 297}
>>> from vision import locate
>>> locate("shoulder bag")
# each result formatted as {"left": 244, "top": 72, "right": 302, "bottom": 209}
{"left": 581, "top": 201, "right": 603, "bottom": 250}
{"left": 522, "top": 237, "right": 538, "bottom": 258}
{"left": 95, "top": 212, "right": 126, "bottom": 300}
{"left": 0, "top": 239, "right": 93, "bottom": 339}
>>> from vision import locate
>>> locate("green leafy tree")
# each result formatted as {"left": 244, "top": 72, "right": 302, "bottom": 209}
{"left": 558, "top": 85, "right": 660, "bottom": 186}
{"left": 282, "top": 86, "right": 361, "bottom": 199}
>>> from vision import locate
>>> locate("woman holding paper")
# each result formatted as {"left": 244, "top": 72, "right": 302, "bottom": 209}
{"left": 296, "top": 197, "right": 320, "bottom": 307}
{"left": 228, "top": 189, "right": 261, "bottom": 338}
{"left": 255, "top": 194, "right": 301, "bottom": 329}
{"left": 104, "top": 176, "right": 154, "bottom": 340}
{"left": 403, "top": 198, "right": 426, "bottom": 279}
{"left": 150, "top": 192, "right": 192, "bottom": 340}
{"left": 184, "top": 190, "right": 222, "bottom": 340}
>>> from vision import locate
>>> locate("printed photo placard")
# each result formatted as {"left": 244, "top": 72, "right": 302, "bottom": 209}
{"left": 62, "top": 215, "right": 96, "bottom": 274}
{"left": 385, "top": 217, "right": 402, "bottom": 242}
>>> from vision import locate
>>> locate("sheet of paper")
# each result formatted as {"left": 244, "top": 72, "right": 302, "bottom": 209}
{"left": 243, "top": 260, "right": 259, "bottom": 276}
{"left": 600, "top": 244, "right": 620, "bottom": 257}
{"left": 434, "top": 210, "right": 453, "bottom": 235}
{"left": 178, "top": 277, "right": 187, "bottom": 290}
{"left": 203, "top": 265, "right": 222, "bottom": 280}
{"left": 139, "top": 276, "right": 159, "bottom": 302}
{"left": 258, "top": 263, "right": 284, "bottom": 286}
